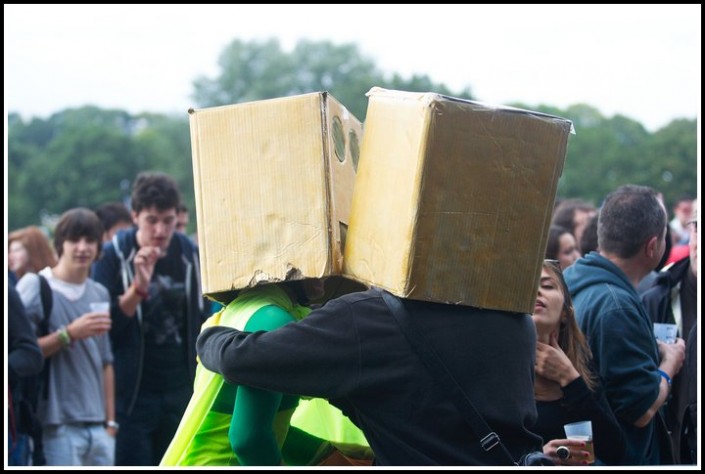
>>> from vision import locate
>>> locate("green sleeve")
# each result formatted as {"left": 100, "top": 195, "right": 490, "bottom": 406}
{"left": 228, "top": 304, "right": 298, "bottom": 465}
{"left": 229, "top": 384, "right": 284, "bottom": 465}
{"left": 281, "top": 426, "right": 332, "bottom": 466}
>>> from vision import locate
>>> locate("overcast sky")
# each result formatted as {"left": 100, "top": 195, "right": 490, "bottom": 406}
{"left": 4, "top": 4, "right": 701, "bottom": 132}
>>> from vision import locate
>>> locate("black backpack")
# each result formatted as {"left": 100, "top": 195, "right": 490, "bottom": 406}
{"left": 16, "top": 274, "right": 53, "bottom": 466}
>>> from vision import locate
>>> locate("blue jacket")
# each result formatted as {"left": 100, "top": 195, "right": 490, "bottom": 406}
{"left": 563, "top": 252, "right": 672, "bottom": 465}
{"left": 92, "top": 228, "right": 206, "bottom": 415}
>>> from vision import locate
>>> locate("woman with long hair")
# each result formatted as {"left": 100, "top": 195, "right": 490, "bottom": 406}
{"left": 532, "top": 260, "right": 625, "bottom": 465}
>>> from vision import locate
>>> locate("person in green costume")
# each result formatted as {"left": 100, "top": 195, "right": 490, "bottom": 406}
{"left": 161, "top": 279, "right": 372, "bottom": 466}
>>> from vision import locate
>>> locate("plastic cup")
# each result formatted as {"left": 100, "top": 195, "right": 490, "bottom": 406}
{"left": 90, "top": 302, "right": 110, "bottom": 315}
{"left": 653, "top": 323, "right": 678, "bottom": 344}
{"left": 564, "top": 420, "right": 594, "bottom": 464}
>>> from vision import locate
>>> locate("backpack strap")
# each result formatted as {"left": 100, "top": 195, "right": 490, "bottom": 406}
{"left": 112, "top": 232, "right": 142, "bottom": 323}
{"left": 380, "top": 290, "right": 517, "bottom": 465}
{"left": 37, "top": 275, "right": 53, "bottom": 335}
{"left": 36, "top": 275, "right": 53, "bottom": 401}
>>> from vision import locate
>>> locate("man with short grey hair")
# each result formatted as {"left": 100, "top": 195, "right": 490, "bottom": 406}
{"left": 563, "top": 184, "right": 685, "bottom": 465}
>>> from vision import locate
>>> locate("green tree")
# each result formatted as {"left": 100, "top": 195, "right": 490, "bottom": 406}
{"left": 514, "top": 103, "right": 696, "bottom": 207}
{"left": 7, "top": 108, "right": 194, "bottom": 231}
{"left": 192, "top": 38, "right": 472, "bottom": 121}
{"left": 193, "top": 39, "right": 294, "bottom": 108}
{"left": 643, "top": 119, "right": 698, "bottom": 209}
{"left": 8, "top": 38, "right": 696, "bottom": 234}
{"left": 385, "top": 73, "right": 472, "bottom": 100}
{"left": 132, "top": 113, "right": 195, "bottom": 220}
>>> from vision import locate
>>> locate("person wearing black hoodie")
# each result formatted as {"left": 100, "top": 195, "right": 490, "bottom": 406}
{"left": 92, "top": 172, "right": 207, "bottom": 465}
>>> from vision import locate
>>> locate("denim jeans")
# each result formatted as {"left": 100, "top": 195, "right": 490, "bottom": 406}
{"left": 43, "top": 423, "right": 115, "bottom": 466}
{"left": 7, "top": 432, "right": 32, "bottom": 466}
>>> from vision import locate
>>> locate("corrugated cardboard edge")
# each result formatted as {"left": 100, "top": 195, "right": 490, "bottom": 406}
{"left": 188, "top": 107, "right": 210, "bottom": 294}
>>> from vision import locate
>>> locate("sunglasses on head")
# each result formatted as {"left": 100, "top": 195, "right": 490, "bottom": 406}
{"left": 544, "top": 259, "right": 562, "bottom": 273}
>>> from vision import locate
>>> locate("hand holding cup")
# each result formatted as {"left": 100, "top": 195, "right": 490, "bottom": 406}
{"left": 563, "top": 421, "right": 594, "bottom": 464}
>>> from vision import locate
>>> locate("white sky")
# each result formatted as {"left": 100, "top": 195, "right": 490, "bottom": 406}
{"left": 4, "top": 4, "right": 702, "bottom": 132}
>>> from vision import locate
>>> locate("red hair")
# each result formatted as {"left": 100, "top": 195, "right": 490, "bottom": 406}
{"left": 8, "top": 226, "right": 58, "bottom": 278}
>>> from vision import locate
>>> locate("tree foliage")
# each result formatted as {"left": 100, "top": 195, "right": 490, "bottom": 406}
{"left": 7, "top": 39, "right": 697, "bottom": 234}
{"left": 7, "top": 108, "right": 193, "bottom": 232}
{"left": 192, "top": 38, "right": 470, "bottom": 121}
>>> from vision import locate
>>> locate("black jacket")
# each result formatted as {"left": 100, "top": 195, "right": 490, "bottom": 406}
{"left": 640, "top": 257, "right": 691, "bottom": 326}
{"left": 8, "top": 283, "right": 44, "bottom": 386}
{"left": 92, "top": 227, "right": 206, "bottom": 415}
{"left": 197, "top": 288, "right": 542, "bottom": 466}
{"left": 640, "top": 257, "right": 696, "bottom": 464}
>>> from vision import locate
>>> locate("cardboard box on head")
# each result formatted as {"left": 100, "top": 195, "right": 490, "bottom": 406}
{"left": 343, "top": 88, "right": 574, "bottom": 313}
{"left": 189, "top": 92, "right": 366, "bottom": 304}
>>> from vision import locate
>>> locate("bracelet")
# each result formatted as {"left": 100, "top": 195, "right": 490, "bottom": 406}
{"left": 132, "top": 282, "right": 149, "bottom": 300}
{"left": 57, "top": 326, "right": 72, "bottom": 346}
{"left": 658, "top": 369, "right": 672, "bottom": 386}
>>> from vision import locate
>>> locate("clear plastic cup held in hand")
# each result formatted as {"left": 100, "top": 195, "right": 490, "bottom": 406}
{"left": 653, "top": 322, "right": 678, "bottom": 344}
{"left": 90, "top": 302, "right": 110, "bottom": 315}
{"left": 563, "top": 420, "right": 594, "bottom": 464}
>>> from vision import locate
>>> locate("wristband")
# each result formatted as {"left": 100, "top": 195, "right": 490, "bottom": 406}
{"left": 105, "top": 420, "right": 120, "bottom": 430}
{"left": 132, "top": 282, "right": 149, "bottom": 300}
{"left": 57, "top": 326, "right": 72, "bottom": 346}
{"left": 658, "top": 369, "right": 672, "bottom": 386}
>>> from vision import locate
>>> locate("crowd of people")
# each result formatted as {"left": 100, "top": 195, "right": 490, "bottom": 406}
{"left": 7, "top": 171, "right": 698, "bottom": 467}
